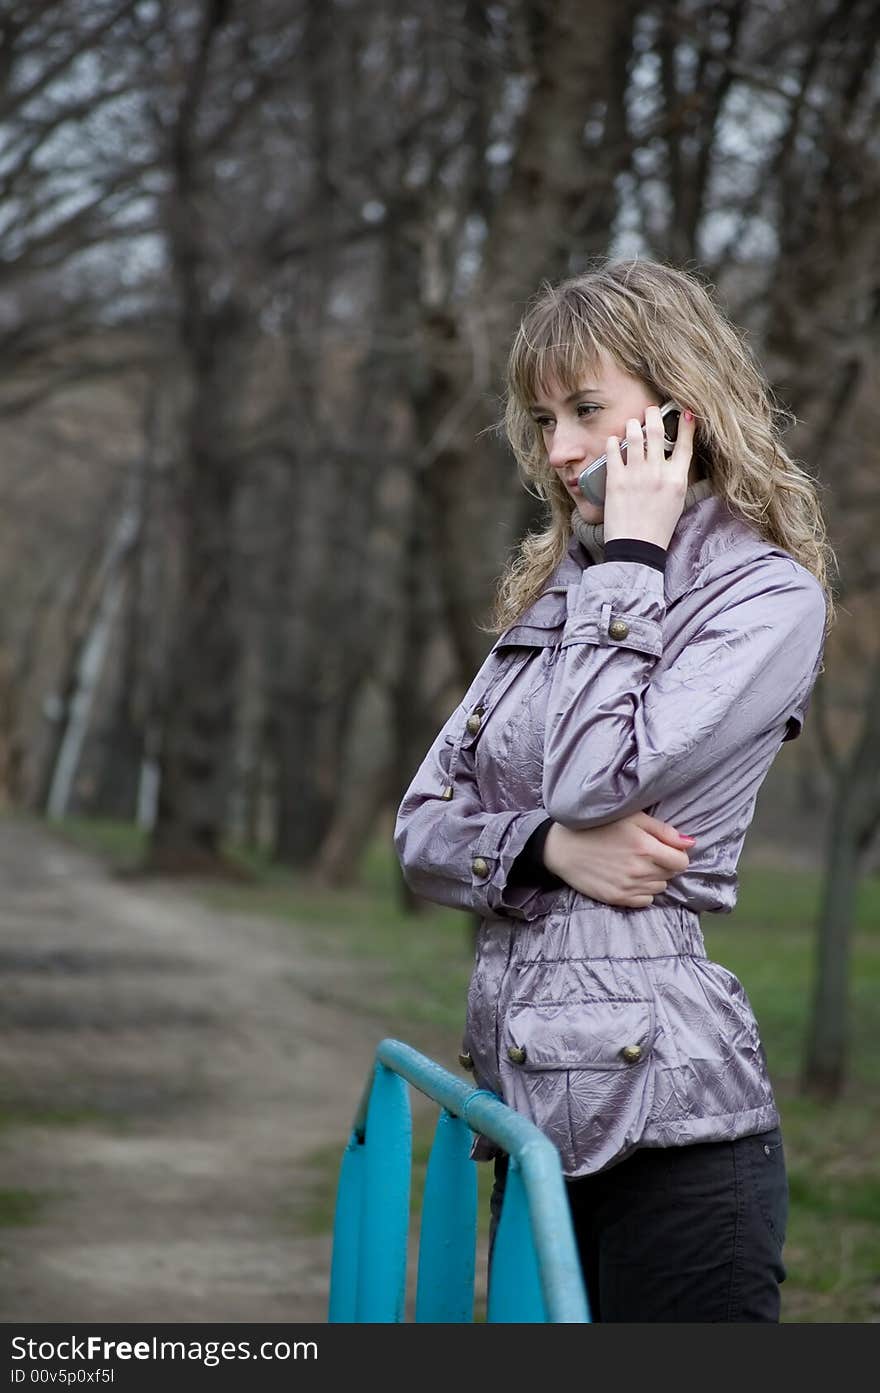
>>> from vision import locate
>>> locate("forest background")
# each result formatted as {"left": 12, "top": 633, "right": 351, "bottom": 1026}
{"left": 0, "top": 0, "right": 878, "bottom": 1323}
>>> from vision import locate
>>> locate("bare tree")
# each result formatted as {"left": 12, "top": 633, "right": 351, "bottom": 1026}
{"left": 0, "top": 0, "right": 164, "bottom": 403}
{"left": 141, "top": 0, "right": 301, "bottom": 868}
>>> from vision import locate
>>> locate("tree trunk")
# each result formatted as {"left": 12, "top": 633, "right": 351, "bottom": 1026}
{"left": 389, "top": 480, "right": 437, "bottom": 916}
{"left": 0, "top": 648, "right": 22, "bottom": 808}
{"left": 148, "top": 304, "right": 246, "bottom": 870}
{"left": 147, "top": 1, "right": 247, "bottom": 873}
{"left": 802, "top": 792, "right": 858, "bottom": 1098}
{"left": 92, "top": 423, "right": 156, "bottom": 821}
{"left": 42, "top": 499, "right": 139, "bottom": 820}
{"left": 802, "top": 656, "right": 880, "bottom": 1097}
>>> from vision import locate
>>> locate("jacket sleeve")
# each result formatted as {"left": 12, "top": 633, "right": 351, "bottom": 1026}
{"left": 506, "top": 816, "right": 566, "bottom": 891}
{"left": 393, "top": 697, "right": 563, "bottom": 921}
{"left": 543, "top": 554, "right": 827, "bottom": 829}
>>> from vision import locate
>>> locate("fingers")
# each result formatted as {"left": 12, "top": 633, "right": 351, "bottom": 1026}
{"left": 670, "top": 405, "right": 696, "bottom": 470}
{"left": 613, "top": 413, "right": 659, "bottom": 469}
{"left": 632, "top": 821, "right": 692, "bottom": 874}
{"left": 644, "top": 405, "right": 668, "bottom": 463}
{"left": 625, "top": 416, "right": 645, "bottom": 466}
{"left": 632, "top": 812, "right": 696, "bottom": 848}
{"left": 604, "top": 431, "right": 625, "bottom": 476}
{"left": 625, "top": 875, "right": 672, "bottom": 907}
{"left": 650, "top": 845, "right": 691, "bottom": 874}
{"left": 640, "top": 406, "right": 693, "bottom": 476}
{"left": 673, "top": 406, "right": 693, "bottom": 462}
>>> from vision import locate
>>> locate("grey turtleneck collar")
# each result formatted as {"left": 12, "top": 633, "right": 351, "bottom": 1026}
{"left": 570, "top": 477, "right": 716, "bottom": 565}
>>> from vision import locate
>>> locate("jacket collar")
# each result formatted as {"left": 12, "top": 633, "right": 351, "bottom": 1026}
{"left": 493, "top": 494, "right": 771, "bottom": 650}
{"left": 566, "top": 492, "right": 767, "bottom": 602}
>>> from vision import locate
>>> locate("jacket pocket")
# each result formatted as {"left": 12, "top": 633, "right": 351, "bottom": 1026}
{"left": 499, "top": 997, "right": 657, "bottom": 1176}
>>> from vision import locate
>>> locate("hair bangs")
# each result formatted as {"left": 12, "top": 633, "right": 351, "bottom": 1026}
{"left": 508, "top": 290, "right": 605, "bottom": 409}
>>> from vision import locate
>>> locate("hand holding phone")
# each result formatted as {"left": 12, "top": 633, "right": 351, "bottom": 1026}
{"left": 577, "top": 400, "right": 683, "bottom": 506}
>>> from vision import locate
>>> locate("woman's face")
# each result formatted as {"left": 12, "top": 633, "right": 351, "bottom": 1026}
{"left": 528, "top": 349, "right": 665, "bottom": 524}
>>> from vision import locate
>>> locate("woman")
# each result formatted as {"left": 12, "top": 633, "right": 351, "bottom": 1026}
{"left": 393, "top": 259, "right": 835, "bottom": 1322}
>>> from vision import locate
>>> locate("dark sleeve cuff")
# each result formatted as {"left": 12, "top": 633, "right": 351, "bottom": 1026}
{"left": 603, "top": 537, "right": 667, "bottom": 573}
{"left": 506, "top": 817, "right": 566, "bottom": 891}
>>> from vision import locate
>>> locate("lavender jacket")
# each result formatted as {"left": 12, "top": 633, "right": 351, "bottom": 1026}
{"left": 393, "top": 493, "right": 827, "bottom": 1176}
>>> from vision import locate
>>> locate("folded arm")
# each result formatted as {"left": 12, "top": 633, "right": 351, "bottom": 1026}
{"left": 542, "top": 555, "right": 827, "bottom": 828}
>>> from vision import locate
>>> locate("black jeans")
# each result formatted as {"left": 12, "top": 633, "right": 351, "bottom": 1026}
{"left": 488, "top": 1126, "right": 789, "bottom": 1322}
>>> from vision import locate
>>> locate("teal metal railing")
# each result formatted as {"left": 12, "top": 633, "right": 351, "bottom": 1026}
{"left": 328, "top": 1038, "right": 590, "bottom": 1323}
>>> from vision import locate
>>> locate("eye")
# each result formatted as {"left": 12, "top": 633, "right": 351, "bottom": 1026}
{"left": 530, "top": 403, "right": 599, "bottom": 429}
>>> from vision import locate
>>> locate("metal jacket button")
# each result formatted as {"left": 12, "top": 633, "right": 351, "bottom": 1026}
{"left": 609, "top": 619, "right": 630, "bottom": 640}
{"left": 472, "top": 857, "right": 490, "bottom": 878}
{"left": 458, "top": 1051, "right": 474, "bottom": 1071}
{"left": 620, "top": 1044, "right": 643, "bottom": 1063}
{"left": 466, "top": 714, "right": 482, "bottom": 733}
{"left": 507, "top": 1045, "right": 527, "bottom": 1065}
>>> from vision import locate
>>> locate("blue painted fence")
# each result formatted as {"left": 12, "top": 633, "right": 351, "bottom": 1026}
{"left": 328, "top": 1038, "right": 590, "bottom": 1323}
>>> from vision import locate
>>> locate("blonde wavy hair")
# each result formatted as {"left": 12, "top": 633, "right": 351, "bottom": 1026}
{"left": 487, "top": 258, "right": 838, "bottom": 636}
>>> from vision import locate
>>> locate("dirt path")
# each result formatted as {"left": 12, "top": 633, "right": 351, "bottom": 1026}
{"left": 0, "top": 818, "right": 407, "bottom": 1322}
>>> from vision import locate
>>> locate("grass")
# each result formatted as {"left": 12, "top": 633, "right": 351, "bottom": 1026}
{"left": 0, "top": 1189, "right": 44, "bottom": 1228}
{"left": 44, "top": 813, "right": 880, "bottom": 1322}
{"left": 0, "top": 1101, "right": 120, "bottom": 1134}
{"left": 46, "top": 813, "right": 149, "bottom": 869}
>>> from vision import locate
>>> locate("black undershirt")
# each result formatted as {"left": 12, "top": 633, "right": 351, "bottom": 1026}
{"left": 602, "top": 537, "right": 667, "bottom": 572}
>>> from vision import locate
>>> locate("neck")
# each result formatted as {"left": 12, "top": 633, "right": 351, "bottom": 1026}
{"left": 570, "top": 477, "right": 715, "bottom": 565}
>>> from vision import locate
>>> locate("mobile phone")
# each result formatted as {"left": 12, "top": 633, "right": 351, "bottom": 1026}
{"left": 577, "top": 400, "right": 684, "bottom": 506}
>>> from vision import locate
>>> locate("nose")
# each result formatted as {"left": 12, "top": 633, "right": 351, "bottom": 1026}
{"left": 546, "top": 419, "right": 587, "bottom": 473}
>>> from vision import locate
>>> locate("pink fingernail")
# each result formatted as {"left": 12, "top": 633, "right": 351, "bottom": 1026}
{"left": 684, "top": 409, "right": 694, "bottom": 422}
